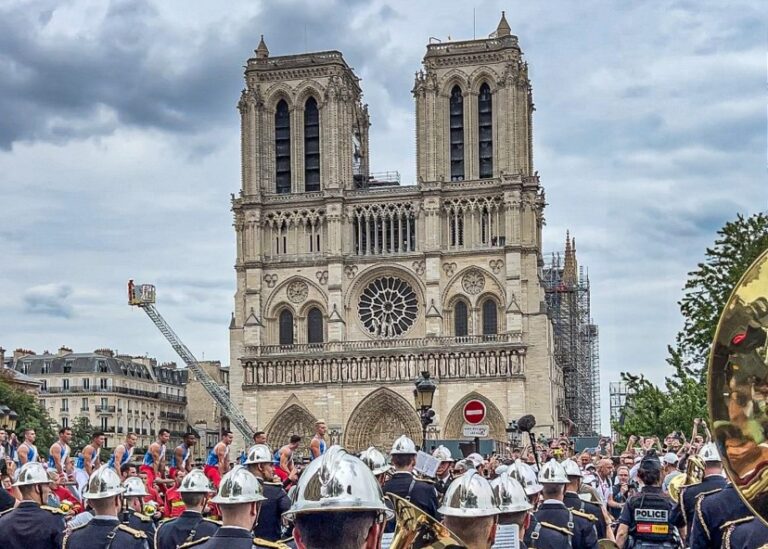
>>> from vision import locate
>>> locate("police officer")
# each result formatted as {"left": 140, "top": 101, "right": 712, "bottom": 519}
{"left": 723, "top": 515, "right": 768, "bottom": 548}
{"left": 381, "top": 434, "right": 439, "bottom": 532}
{"left": 0, "top": 461, "right": 66, "bottom": 548}
{"left": 562, "top": 458, "right": 611, "bottom": 541}
{"left": 179, "top": 465, "right": 287, "bottom": 549}
{"left": 282, "top": 445, "right": 392, "bottom": 549}
{"left": 615, "top": 451, "right": 679, "bottom": 549}
{"left": 432, "top": 445, "right": 455, "bottom": 499}
{"left": 532, "top": 459, "right": 598, "bottom": 549}
{"left": 122, "top": 476, "right": 158, "bottom": 545}
{"left": 155, "top": 469, "right": 220, "bottom": 549}
{"left": 243, "top": 444, "right": 292, "bottom": 542}
{"left": 359, "top": 446, "right": 391, "bottom": 487}
{"left": 492, "top": 472, "right": 534, "bottom": 549}
{"left": 689, "top": 482, "right": 750, "bottom": 549}
{"left": 438, "top": 469, "right": 499, "bottom": 548}
{"left": 670, "top": 442, "right": 726, "bottom": 544}
{"left": 63, "top": 465, "right": 149, "bottom": 548}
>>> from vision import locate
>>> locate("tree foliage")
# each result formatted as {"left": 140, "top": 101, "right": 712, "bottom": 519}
{"left": 0, "top": 374, "right": 57, "bottom": 456}
{"left": 614, "top": 212, "right": 768, "bottom": 442}
{"left": 70, "top": 416, "right": 94, "bottom": 451}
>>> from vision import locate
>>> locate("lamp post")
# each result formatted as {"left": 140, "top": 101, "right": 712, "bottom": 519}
{"left": 505, "top": 420, "right": 520, "bottom": 458}
{"left": 413, "top": 371, "right": 437, "bottom": 450}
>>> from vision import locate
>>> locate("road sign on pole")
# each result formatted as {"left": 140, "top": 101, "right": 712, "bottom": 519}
{"left": 463, "top": 400, "right": 486, "bottom": 425}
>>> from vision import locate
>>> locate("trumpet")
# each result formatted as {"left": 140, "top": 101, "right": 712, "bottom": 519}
{"left": 387, "top": 493, "right": 466, "bottom": 549}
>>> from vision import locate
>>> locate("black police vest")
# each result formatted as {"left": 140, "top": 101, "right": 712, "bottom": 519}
{"left": 629, "top": 492, "right": 674, "bottom": 544}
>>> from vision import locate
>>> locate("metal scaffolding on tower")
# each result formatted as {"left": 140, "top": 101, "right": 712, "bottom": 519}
{"left": 543, "top": 233, "right": 600, "bottom": 436}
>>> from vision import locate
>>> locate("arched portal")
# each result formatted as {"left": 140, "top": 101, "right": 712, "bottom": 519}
{"left": 443, "top": 392, "right": 507, "bottom": 441}
{"left": 344, "top": 388, "right": 422, "bottom": 453}
{"left": 264, "top": 399, "right": 318, "bottom": 457}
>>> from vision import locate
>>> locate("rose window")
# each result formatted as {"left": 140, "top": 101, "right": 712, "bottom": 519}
{"left": 358, "top": 276, "right": 418, "bottom": 338}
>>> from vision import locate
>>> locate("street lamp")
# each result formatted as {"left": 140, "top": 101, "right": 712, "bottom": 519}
{"left": 0, "top": 404, "right": 18, "bottom": 432}
{"left": 413, "top": 371, "right": 437, "bottom": 450}
{"left": 505, "top": 420, "right": 520, "bottom": 458}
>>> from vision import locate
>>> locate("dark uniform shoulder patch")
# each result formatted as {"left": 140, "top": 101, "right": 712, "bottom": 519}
{"left": 572, "top": 509, "right": 597, "bottom": 522}
{"left": 253, "top": 537, "right": 291, "bottom": 548}
{"left": 118, "top": 523, "right": 148, "bottom": 539}
{"left": 40, "top": 504, "right": 65, "bottom": 515}
{"left": 539, "top": 520, "right": 573, "bottom": 536}
{"left": 180, "top": 536, "right": 211, "bottom": 548}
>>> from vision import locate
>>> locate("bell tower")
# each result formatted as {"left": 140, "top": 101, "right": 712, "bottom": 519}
{"left": 413, "top": 12, "right": 534, "bottom": 183}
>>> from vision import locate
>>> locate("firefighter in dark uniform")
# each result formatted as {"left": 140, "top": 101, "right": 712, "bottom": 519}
{"left": 122, "top": 476, "right": 158, "bottom": 546}
{"left": 381, "top": 435, "right": 439, "bottom": 533}
{"left": 179, "top": 465, "right": 290, "bottom": 549}
{"left": 359, "top": 446, "right": 392, "bottom": 486}
{"left": 670, "top": 442, "right": 726, "bottom": 544}
{"left": 282, "top": 445, "right": 393, "bottom": 549}
{"left": 533, "top": 459, "right": 598, "bottom": 548}
{"left": 562, "top": 458, "right": 611, "bottom": 541}
{"left": 492, "top": 472, "right": 535, "bottom": 548}
{"left": 431, "top": 445, "right": 455, "bottom": 500}
{"left": 615, "top": 451, "right": 679, "bottom": 549}
{"left": 438, "top": 469, "right": 500, "bottom": 548}
{"left": 689, "top": 482, "right": 750, "bottom": 549}
{"left": 723, "top": 515, "right": 768, "bottom": 548}
{"left": 243, "top": 443, "right": 292, "bottom": 542}
{"left": 63, "top": 465, "right": 149, "bottom": 548}
{"left": 0, "top": 461, "right": 66, "bottom": 549}
{"left": 155, "top": 469, "right": 220, "bottom": 549}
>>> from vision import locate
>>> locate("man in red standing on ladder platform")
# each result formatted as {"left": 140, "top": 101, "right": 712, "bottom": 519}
{"left": 205, "top": 430, "right": 233, "bottom": 488}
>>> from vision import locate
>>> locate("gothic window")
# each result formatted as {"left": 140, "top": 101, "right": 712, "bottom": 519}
{"left": 353, "top": 204, "right": 416, "bottom": 255}
{"left": 449, "top": 86, "right": 464, "bottom": 181}
{"left": 275, "top": 100, "right": 291, "bottom": 194}
{"left": 450, "top": 211, "right": 464, "bottom": 247}
{"left": 478, "top": 83, "right": 493, "bottom": 178}
{"left": 454, "top": 300, "right": 469, "bottom": 337}
{"left": 307, "top": 308, "right": 324, "bottom": 344}
{"left": 279, "top": 309, "right": 294, "bottom": 345}
{"left": 304, "top": 97, "right": 320, "bottom": 192}
{"left": 358, "top": 277, "right": 418, "bottom": 338}
{"left": 482, "top": 299, "right": 498, "bottom": 336}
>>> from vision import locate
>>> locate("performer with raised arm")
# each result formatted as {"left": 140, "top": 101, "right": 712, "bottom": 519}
{"left": 204, "top": 430, "right": 233, "bottom": 488}
{"left": 141, "top": 428, "right": 170, "bottom": 489}
{"left": 108, "top": 432, "right": 138, "bottom": 475}
{"left": 48, "top": 427, "right": 72, "bottom": 475}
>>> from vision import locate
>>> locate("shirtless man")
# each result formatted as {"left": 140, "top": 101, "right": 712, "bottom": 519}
{"left": 309, "top": 420, "right": 327, "bottom": 460}
{"left": 16, "top": 428, "right": 39, "bottom": 465}
{"left": 273, "top": 435, "right": 301, "bottom": 482}
{"left": 204, "top": 430, "right": 233, "bottom": 488}
{"left": 48, "top": 427, "right": 73, "bottom": 474}
{"left": 140, "top": 428, "right": 170, "bottom": 489}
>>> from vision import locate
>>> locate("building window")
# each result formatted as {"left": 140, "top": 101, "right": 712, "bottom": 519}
{"left": 100, "top": 417, "right": 108, "bottom": 431}
{"left": 307, "top": 308, "right": 324, "bottom": 344}
{"left": 304, "top": 97, "right": 320, "bottom": 192}
{"left": 83, "top": 378, "right": 90, "bottom": 390}
{"left": 482, "top": 299, "right": 498, "bottom": 336}
{"left": 449, "top": 211, "right": 464, "bottom": 248}
{"left": 41, "top": 380, "right": 47, "bottom": 391}
{"left": 454, "top": 301, "right": 469, "bottom": 337}
{"left": 22, "top": 362, "right": 29, "bottom": 374}
{"left": 279, "top": 309, "right": 294, "bottom": 345}
{"left": 42, "top": 361, "right": 50, "bottom": 374}
{"left": 100, "top": 378, "right": 108, "bottom": 390}
{"left": 61, "top": 398, "right": 69, "bottom": 412}
{"left": 82, "top": 398, "right": 88, "bottom": 411}
{"left": 478, "top": 83, "right": 493, "bottom": 178}
{"left": 61, "top": 417, "right": 68, "bottom": 428}
{"left": 62, "top": 379, "right": 70, "bottom": 390}
{"left": 98, "top": 360, "right": 108, "bottom": 373}
{"left": 275, "top": 99, "right": 291, "bottom": 194}
{"left": 449, "top": 85, "right": 464, "bottom": 181}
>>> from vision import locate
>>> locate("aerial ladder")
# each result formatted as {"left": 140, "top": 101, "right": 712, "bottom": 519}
{"left": 127, "top": 280, "right": 255, "bottom": 441}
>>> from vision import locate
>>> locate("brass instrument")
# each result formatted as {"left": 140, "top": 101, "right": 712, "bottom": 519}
{"left": 387, "top": 493, "right": 466, "bottom": 549}
{"left": 667, "top": 472, "right": 686, "bottom": 502}
{"left": 682, "top": 454, "right": 705, "bottom": 487}
{"left": 708, "top": 248, "right": 768, "bottom": 523}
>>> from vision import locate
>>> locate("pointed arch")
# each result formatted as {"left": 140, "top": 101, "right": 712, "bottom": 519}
{"left": 443, "top": 392, "right": 506, "bottom": 440}
{"left": 478, "top": 82, "right": 493, "bottom": 178}
{"left": 344, "top": 387, "right": 422, "bottom": 453}
{"left": 264, "top": 396, "right": 318, "bottom": 454}
{"left": 275, "top": 99, "right": 291, "bottom": 194}
{"left": 449, "top": 85, "right": 465, "bottom": 181}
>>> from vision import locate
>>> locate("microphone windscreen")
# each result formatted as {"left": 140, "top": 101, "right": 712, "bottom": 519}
{"left": 518, "top": 414, "right": 536, "bottom": 433}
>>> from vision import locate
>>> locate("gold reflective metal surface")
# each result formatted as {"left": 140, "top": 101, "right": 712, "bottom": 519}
{"left": 387, "top": 493, "right": 467, "bottom": 549}
{"left": 708, "top": 248, "right": 768, "bottom": 523}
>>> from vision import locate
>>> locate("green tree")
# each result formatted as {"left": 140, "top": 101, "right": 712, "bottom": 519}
{"left": 614, "top": 212, "right": 768, "bottom": 442}
{"left": 0, "top": 374, "right": 57, "bottom": 456}
{"left": 70, "top": 416, "right": 94, "bottom": 451}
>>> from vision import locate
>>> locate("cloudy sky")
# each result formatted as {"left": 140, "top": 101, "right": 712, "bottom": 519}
{"left": 1, "top": 0, "right": 765, "bottom": 432}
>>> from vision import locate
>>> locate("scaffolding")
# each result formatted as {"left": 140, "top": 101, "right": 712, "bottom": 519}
{"left": 543, "top": 233, "right": 600, "bottom": 435}
{"left": 609, "top": 381, "right": 629, "bottom": 441}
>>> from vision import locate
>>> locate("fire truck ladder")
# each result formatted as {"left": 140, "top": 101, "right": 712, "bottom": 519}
{"left": 127, "top": 281, "right": 255, "bottom": 440}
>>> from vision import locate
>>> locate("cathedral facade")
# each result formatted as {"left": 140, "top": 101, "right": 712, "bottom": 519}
{"left": 228, "top": 14, "right": 565, "bottom": 454}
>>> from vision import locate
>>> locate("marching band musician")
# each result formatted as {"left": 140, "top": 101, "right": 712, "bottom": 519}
{"left": 155, "top": 469, "right": 221, "bottom": 549}
{"left": 243, "top": 443, "right": 292, "bottom": 542}
{"left": 689, "top": 482, "right": 750, "bottom": 549}
{"left": 670, "top": 442, "right": 726, "bottom": 544}
{"left": 491, "top": 472, "right": 534, "bottom": 549}
{"left": 381, "top": 434, "right": 440, "bottom": 532}
{"left": 561, "top": 458, "right": 611, "bottom": 541}
{"left": 122, "top": 476, "right": 158, "bottom": 546}
{"left": 432, "top": 445, "right": 455, "bottom": 498}
{"left": 359, "top": 446, "right": 392, "bottom": 486}
{"left": 722, "top": 515, "right": 768, "bottom": 548}
{"left": 439, "top": 469, "right": 500, "bottom": 548}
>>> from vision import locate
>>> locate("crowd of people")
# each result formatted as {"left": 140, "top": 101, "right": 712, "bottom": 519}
{"left": 0, "top": 417, "right": 766, "bottom": 548}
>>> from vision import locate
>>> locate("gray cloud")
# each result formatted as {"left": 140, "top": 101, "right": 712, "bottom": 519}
{"left": 23, "top": 283, "right": 74, "bottom": 318}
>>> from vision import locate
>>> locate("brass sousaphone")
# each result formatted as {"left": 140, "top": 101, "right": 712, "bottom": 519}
{"left": 708, "top": 248, "right": 768, "bottom": 523}
{"left": 387, "top": 493, "right": 467, "bottom": 549}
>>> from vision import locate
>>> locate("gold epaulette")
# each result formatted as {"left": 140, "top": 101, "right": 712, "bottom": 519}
{"left": 721, "top": 516, "right": 753, "bottom": 530}
{"left": 539, "top": 521, "right": 573, "bottom": 536}
{"left": 572, "top": 509, "right": 597, "bottom": 522}
{"left": 118, "top": 523, "right": 148, "bottom": 539}
{"left": 40, "top": 504, "right": 65, "bottom": 515}
{"left": 0, "top": 507, "right": 14, "bottom": 517}
{"left": 694, "top": 489, "right": 722, "bottom": 540}
{"left": 723, "top": 516, "right": 754, "bottom": 549}
{"left": 133, "top": 511, "right": 153, "bottom": 522}
{"left": 264, "top": 481, "right": 283, "bottom": 486}
{"left": 416, "top": 477, "right": 435, "bottom": 484}
{"left": 203, "top": 517, "right": 223, "bottom": 525}
{"left": 179, "top": 535, "right": 211, "bottom": 548}
{"left": 253, "top": 537, "right": 291, "bottom": 548}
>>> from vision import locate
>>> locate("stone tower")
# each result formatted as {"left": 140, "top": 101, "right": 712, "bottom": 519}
{"left": 229, "top": 15, "right": 564, "bottom": 454}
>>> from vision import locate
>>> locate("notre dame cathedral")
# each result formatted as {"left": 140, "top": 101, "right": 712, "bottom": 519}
{"left": 228, "top": 13, "right": 565, "bottom": 453}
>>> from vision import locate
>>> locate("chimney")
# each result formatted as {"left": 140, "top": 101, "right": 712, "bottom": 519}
{"left": 94, "top": 348, "right": 115, "bottom": 358}
{"left": 0, "top": 347, "right": 5, "bottom": 368}
{"left": 14, "top": 348, "right": 35, "bottom": 360}
{"left": 57, "top": 346, "right": 73, "bottom": 356}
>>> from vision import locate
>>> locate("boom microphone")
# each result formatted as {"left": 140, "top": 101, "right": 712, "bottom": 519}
{"left": 518, "top": 414, "right": 536, "bottom": 433}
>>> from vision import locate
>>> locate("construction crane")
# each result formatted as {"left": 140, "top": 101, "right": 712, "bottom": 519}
{"left": 127, "top": 280, "right": 255, "bottom": 440}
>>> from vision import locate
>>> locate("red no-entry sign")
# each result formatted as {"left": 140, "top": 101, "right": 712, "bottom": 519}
{"left": 463, "top": 400, "right": 486, "bottom": 425}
